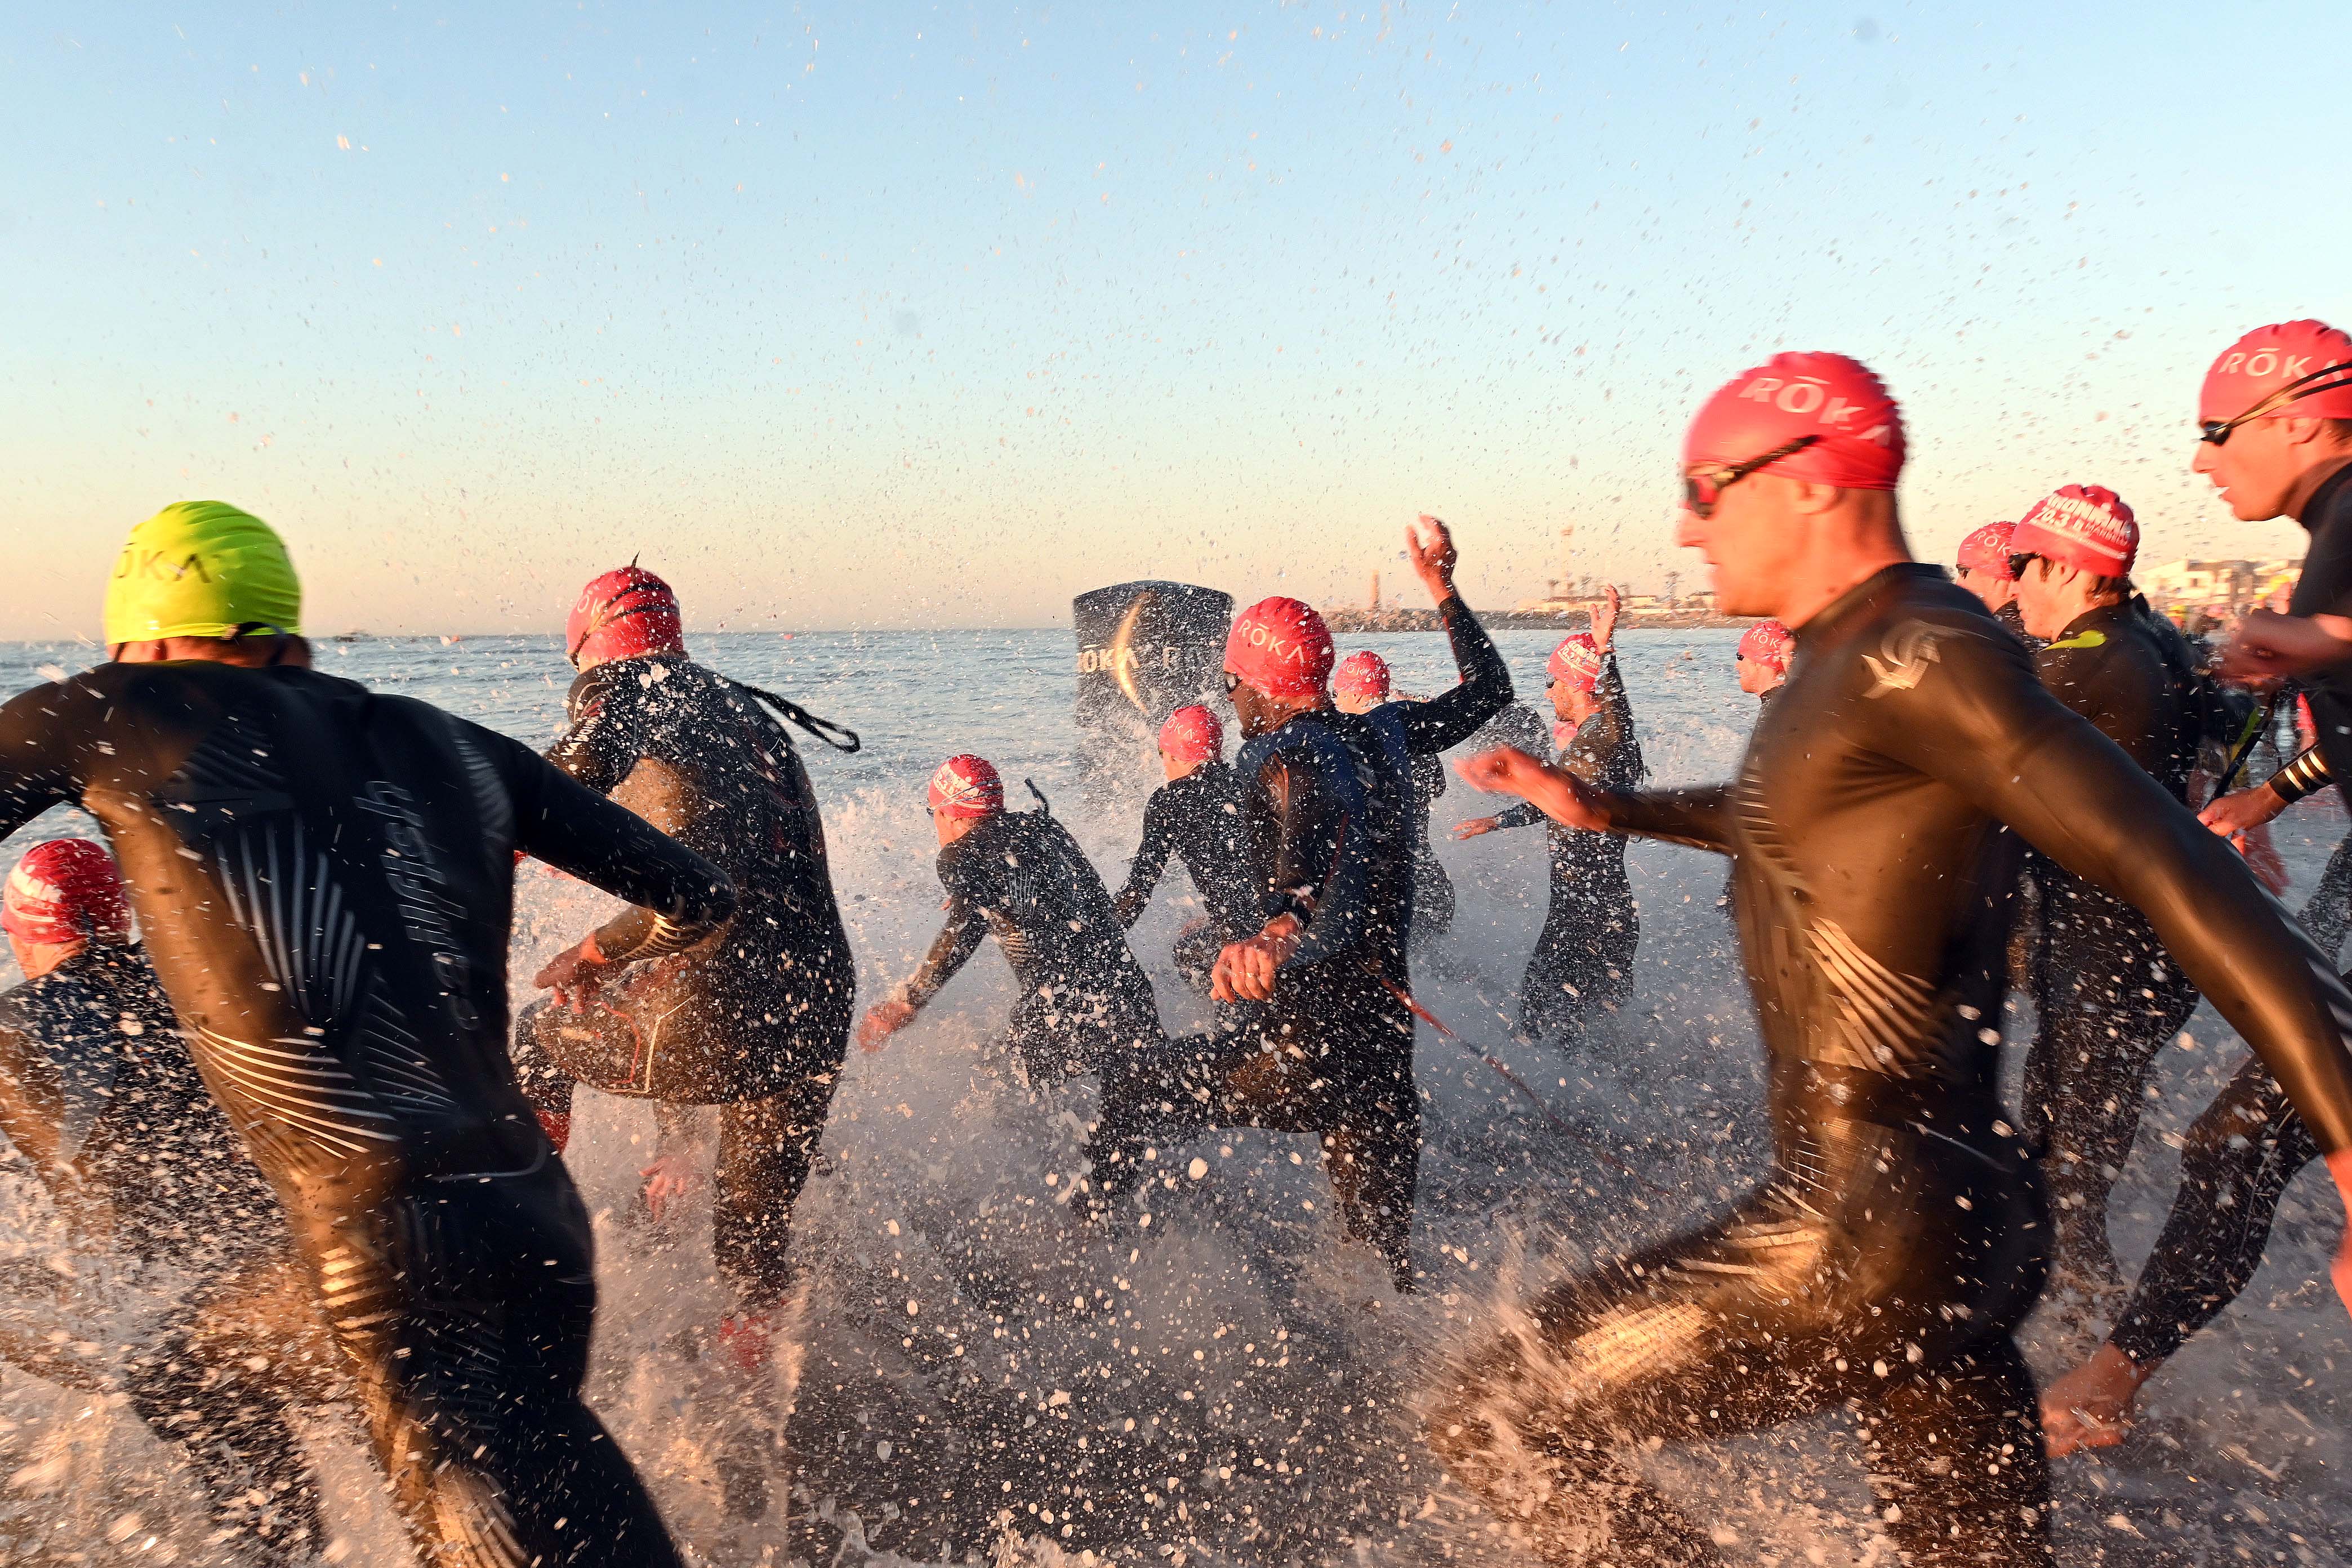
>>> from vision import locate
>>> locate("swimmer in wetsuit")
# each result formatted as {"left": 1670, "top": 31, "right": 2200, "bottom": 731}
{"left": 509, "top": 566, "right": 856, "bottom": 1353}
{"left": 0, "top": 502, "right": 736, "bottom": 1567}
{"left": 1734, "top": 617, "right": 1793, "bottom": 701}
{"left": 1089, "top": 516, "right": 1506, "bottom": 1291}
{"left": 1455, "top": 585, "right": 1642, "bottom": 1043}
{"left": 1334, "top": 652, "right": 1460, "bottom": 951}
{"left": 1113, "top": 705, "right": 1259, "bottom": 992}
{"left": 2008, "top": 485, "right": 2252, "bottom": 1297}
{"left": 1955, "top": 517, "right": 2038, "bottom": 648}
{"left": 0, "top": 840, "right": 328, "bottom": 1565}
{"left": 860, "top": 755, "right": 1160, "bottom": 1084}
{"left": 2046, "top": 319, "right": 2352, "bottom": 1455}
{"left": 1431, "top": 353, "right": 2352, "bottom": 1567}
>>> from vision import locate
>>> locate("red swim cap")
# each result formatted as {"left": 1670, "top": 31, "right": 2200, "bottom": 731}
{"left": 1333, "top": 651, "right": 1392, "bottom": 703}
{"left": 566, "top": 565, "right": 685, "bottom": 669}
{"left": 1955, "top": 522, "right": 2018, "bottom": 579}
{"left": 927, "top": 754, "right": 1004, "bottom": 818}
{"left": 2199, "top": 320, "right": 2352, "bottom": 425}
{"left": 1224, "top": 596, "right": 1335, "bottom": 701}
{"left": 1546, "top": 634, "right": 1604, "bottom": 693}
{"left": 1158, "top": 705, "right": 1224, "bottom": 767}
{"left": 1736, "top": 620, "right": 1795, "bottom": 672}
{"left": 2013, "top": 485, "right": 2139, "bottom": 576}
{"left": 3, "top": 840, "right": 131, "bottom": 948}
{"left": 1683, "top": 351, "right": 1905, "bottom": 491}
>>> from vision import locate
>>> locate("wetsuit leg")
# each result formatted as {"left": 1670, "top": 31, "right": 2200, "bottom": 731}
{"left": 1519, "top": 873, "right": 1637, "bottom": 1044}
{"left": 2109, "top": 1055, "right": 2318, "bottom": 1368}
{"left": 710, "top": 1061, "right": 841, "bottom": 1311}
{"left": 1857, "top": 1333, "right": 2048, "bottom": 1566}
{"left": 119, "top": 1249, "right": 336, "bottom": 1567}
{"left": 288, "top": 1160, "right": 683, "bottom": 1568}
{"left": 2021, "top": 892, "right": 2200, "bottom": 1285}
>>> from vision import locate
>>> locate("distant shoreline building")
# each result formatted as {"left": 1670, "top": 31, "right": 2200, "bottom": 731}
{"left": 2140, "top": 557, "right": 2301, "bottom": 624}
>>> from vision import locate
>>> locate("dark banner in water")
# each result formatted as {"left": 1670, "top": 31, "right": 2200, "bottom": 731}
{"left": 1072, "top": 581, "right": 1233, "bottom": 794}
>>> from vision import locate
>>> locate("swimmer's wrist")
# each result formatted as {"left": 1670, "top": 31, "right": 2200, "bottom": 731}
{"left": 578, "top": 930, "right": 608, "bottom": 966}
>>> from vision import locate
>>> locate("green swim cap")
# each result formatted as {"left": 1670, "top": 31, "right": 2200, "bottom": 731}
{"left": 103, "top": 501, "right": 302, "bottom": 646}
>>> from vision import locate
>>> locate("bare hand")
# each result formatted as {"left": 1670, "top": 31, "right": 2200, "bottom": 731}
{"left": 2218, "top": 609, "right": 2352, "bottom": 685}
{"left": 1407, "top": 514, "right": 1458, "bottom": 603}
{"left": 1454, "top": 816, "right": 1502, "bottom": 840}
{"left": 1211, "top": 915, "right": 1302, "bottom": 1004}
{"left": 1591, "top": 583, "right": 1621, "bottom": 651}
{"left": 533, "top": 938, "right": 608, "bottom": 1006}
{"left": 639, "top": 1151, "right": 704, "bottom": 1223}
{"left": 1455, "top": 747, "right": 1610, "bottom": 832}
{"left": 2232, "top": 822, "right": 2291, "bottom": 896}
{"left": 857, "top": 997, "right": 919, "bottom": 1052}
{"left": 2199, "top": 784, "right": 2287, "bottom": 836}
{"left": 2039, "top": 1343, "right": 2151, "bottom": 1458}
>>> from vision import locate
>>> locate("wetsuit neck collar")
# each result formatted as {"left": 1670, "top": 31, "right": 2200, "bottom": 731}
{"left": 1790, "top": 562, "right": 1944, "bottom": 643}
{"left": 2301, "top": 458, "right": 2352, "bottom": 532}
{"left": 2056, "top": 600, "right": 2131, "bottom": 644}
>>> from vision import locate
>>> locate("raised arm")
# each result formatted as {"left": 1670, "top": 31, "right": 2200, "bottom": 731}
{"left": 0, "top": 681, "right": 88, "bottom": 843}
{"left": 1455, "top": 745, "right": 1735, "bottom": 855}
{"left": 1393, "top": 515, "right": 1513, "bottom": 754}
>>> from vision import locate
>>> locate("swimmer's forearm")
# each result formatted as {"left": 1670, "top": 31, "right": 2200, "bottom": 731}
{"left": 1599, "top": 785, "right": 1734, "bottom": 854}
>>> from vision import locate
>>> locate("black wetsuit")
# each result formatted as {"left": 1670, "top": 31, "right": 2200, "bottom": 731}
{"left": 2104, "top": 462, "right": 2352, "bottom": 1372}
{"left": 1423, "top": 565, "right": 2352, "bottom": 1567}
{"left": 510, "top": 654, "right": 854, "bottom": 1309}
{"left": 0, "top": 942, "right": 328, "bottom": 1563}
{"left": 1113, "top": 760, "right": 1259, "bottom": 990}
{"left": 1492, "top": 651, "right": 1643, "bottom": 1041}
{"left": 1407, "top": 751, "right": 1455, "bottom": 949}
{"left": 2022, "top": 600, "right": 2248, "bottom": 1286}
{"left": 903, "top": 805, "right": 1160, "bottom": 1084}
{"left": 0, "top": 660, "right": 736, "bottom": 1568}
{"left": 1091, "top": 593, "right": 1509, "bottom": 1290}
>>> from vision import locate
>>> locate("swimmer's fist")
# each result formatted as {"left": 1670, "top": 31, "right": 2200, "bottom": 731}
{"left": 1213, "top": 914, "right": 1302, "bottom": 1003}
{"left": 1408, "top": 515, "right": 1458, "bottom": 601}
{"left": 534, "top": 933, "right": 609, "bottom": 1006}
{"left": 2038, "top": 1344, "right": 2150, "bottom": 1459}
{"left": 2219, "top": 609, "right": 2352, "bottom": 685}
{"left": 858, "top": 996, "right": 919, "bottom": 1052}
{"left": 1456, "top": 748, "right": 1610, "bottom": 832}
{"left": 2199, "top": 784, "right": 2287, "bottom": 836}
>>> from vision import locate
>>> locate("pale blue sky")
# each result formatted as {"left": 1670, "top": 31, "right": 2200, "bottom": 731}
{"left": 3, "top": 2, "right": 2343, "bottom": 636}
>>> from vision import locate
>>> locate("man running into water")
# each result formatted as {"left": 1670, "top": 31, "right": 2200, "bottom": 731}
{"left": 0, "top": 502, "right": 733, "bottom": 1567}
{"left": 1429, "top": 351, "right": 2352, "bottom": 1566}
{"left": 860, "top": 755, "right": 1160, "bottom": 1085}
{"left": 2007, "top": 484, "right": 2248, "bottom": 1299}
{"left": 1734, "top": 617, "right": 1792, "bottom": 700}
{"left": 1955, "top": 518, "right": 2036, "bottom": 644}
{"left": 1113, "top": 705, "right": 1258, "bottom": 993}
{"left": 2046, "top": 319, "right": 2352, "bottom": 1455}
{"left": 0, "top": 841, "right": 327, "bottom": 1563}
{"left": 1334, "top": 649, "right": 1467, "bottom": 951}
{"left": 1089, "top": 517, "right": 1507, "bottom": 1291}
{"left": 1455, "top": 585, "right": 1643, "bottom": 1043}
{"left": 510, "top": 566, "right": 855, "bottom": 1370}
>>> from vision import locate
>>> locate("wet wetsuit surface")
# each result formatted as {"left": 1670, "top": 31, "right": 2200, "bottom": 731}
{"left": 509, "top": 653, "right": 853, "bottom": 1307}
{"left": 905, "top": 806, "right": 1159, "bottom": 1083}
{"left": 0, "top": 661, "right": 734, "bottom": 1568}
{"left": 2106, "top": 464, "right": 2352, "bottom": 1369}
{"left": 1425, "top": 565, "right": 2352, "bottom": 1566}
{"left": 1492, "top": 650, "right": 1643, "bottom": 1041}
{"left": 1113, "top": 760, "right": 1259, "bottom": 988}
{"left": 0, "top": 942, "right": 329, "bottom": 1563}
{"left": 1093, "top": 594, "right": 1505, "bottom": 1290}
{"left": 2023, "top": 599, "right": 2247, "bottom": 1285}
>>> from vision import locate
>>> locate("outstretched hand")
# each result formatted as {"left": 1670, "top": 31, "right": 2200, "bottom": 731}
{"left": 1453, "top": 816, "right": 1503, "bottom": 840}
{"left": 857, "top": 997, "right": 918, "bottom": 1053}
{"left": 2199, "top": 784, "right": 2286, "bottom": 838}
{"left": 533, "top": 938, "right": 608, "bottom": 1008}
{"left": 1455, "top": 747, "right": 1610, "bottom": 833}
{"left": 1407, "top": 514, "right": 1458, "bottom": 603}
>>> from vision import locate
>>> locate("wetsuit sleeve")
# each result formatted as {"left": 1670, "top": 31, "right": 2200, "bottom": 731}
{"left": 1873, "top": 625, "right": 2352, "bottom": 1153}
{"left": 1396, "top": 594, "right": 1514, "bottom": 754}
{"left": 542, "top": 671, "right": 636, "bottom": 796}
{"left": 0, "top": 682, "right": 84, "bottom": 838}
{"left": 1115, "top": 789, "right": 1179, "bottom": 926}
{"left": 1586, "top": 653, "right": 1638, "bottom": 773}
{"left": 1603, "top": 786, "right": 1735, "bottom": 854}
{"left": 489, "top": 729, "right": 737, "bottom": 964}
{"left": 900, "top": 894, "right": 986, "bottom": 1009}
{"left": 1493, "top": 802, "right": 1544, "bottom": 831}
{"left": 1255, "top": 749, "right": 1371, "bottom": 969}
{"left": 2268, "top": 743, "right": 2333, "bottom": 804}
{"left": 0, "top": 993, "right": 68, "bottom": 1170}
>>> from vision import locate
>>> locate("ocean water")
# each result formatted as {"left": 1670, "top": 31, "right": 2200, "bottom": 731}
{"left": 0, "top": 627, "right": 2345, "bottom": 1567}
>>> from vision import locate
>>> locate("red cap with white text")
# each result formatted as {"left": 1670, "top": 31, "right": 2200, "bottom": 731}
{"left": 2199, "top": 320, "right": 2352, "bottom": 425}
{"left": 1157, "top": 705, "right": 1224, "bottom": 767}
{"left": 1683, "top": 351, "right": 1905, "bottom": 491}
{"left": 3, "top": 840, "right": 132, "bottom": 948}
{"left": 926, "top": 754, "right": 1005, "bottom": 818}
{"left": 1224, "top": 596, "right": 1335, "bottom": 700}
{"left": 1547, "top": 634, "right": 1604, "bottom": 693}
{"left": 1333, "top": 651, "right": 1392, "bottom": 703}
{"left": 2012, "top": 485, "right": 2139, "bottom": 576}
{"left": 1736, "top": 620, "right": 1795, "bottom": 672}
